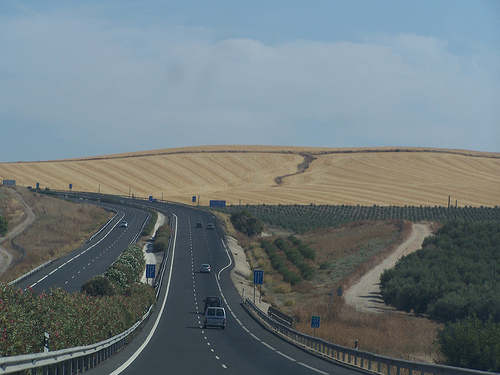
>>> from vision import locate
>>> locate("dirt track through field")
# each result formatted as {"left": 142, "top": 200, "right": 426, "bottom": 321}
{"left": 344, "top": 223, "right": 432, "bottom": 313}
{"left": 0, "top": 189, "right": 35, "bottom": 276}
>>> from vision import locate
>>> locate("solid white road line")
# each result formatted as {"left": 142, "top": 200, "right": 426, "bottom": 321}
{"left": 110, "top": 213, "right": 178, "bottom": 375}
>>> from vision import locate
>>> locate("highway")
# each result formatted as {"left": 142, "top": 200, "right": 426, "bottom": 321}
{"left": 86, "top": 201, "right": 362, "bottom": 375}
{"left": 16, "top": 196, "right": 363, "bottom": 374}
{"left": 17, "top": 202, "right": 149, "bottom": 294}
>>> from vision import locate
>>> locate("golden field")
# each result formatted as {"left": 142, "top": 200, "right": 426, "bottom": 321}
{"left": 0, "top": 146, "right": 499, "bottom": 207}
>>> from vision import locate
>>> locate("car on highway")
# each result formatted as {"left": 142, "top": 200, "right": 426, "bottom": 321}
{"left": 206, "top": 223, "right": 214, "bottom": 230}
{"left": 203, "top": 307, "right": 226, "bottom": 329}
{"left": 203, "top": 296, "right": 222, "bottom": 313}
{"left": 196, "top": 222, "right": 203, "bottom": 228}
{"left": 120, "top": 221, "right": 128, "bottom": 228}
{"left": 199, "top": 264, "right": 211, "bottom": 273}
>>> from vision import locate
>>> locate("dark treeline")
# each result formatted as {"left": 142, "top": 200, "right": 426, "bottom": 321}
{"left": 217, "top": 204, "right": 500, "bottom": 234}
{"left": 380, "top": 220, "right": 500, "bottom": 372}
{"left": 380, "top": 220, "right": 500, "bottom": 323}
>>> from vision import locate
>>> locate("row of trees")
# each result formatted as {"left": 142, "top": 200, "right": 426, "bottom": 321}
{"left": 261, "top": 240, "right": 302, "bottom": 286}
{"left": 380, "top": 221, "right": 500, "bottom": 322}
{"left": 380, "top": 220, "right": 500, "bottom": 371}
{"left": 153, "top": 225, "right": 172, "bottom": 253}
{"left": 260, "top": 236, "right": 317, "bottom": 285}
{"left": 82, "top": 244, "right": 147, "bottom": 296}
{"left": 218, "top": 204, "right": 500, "bottom": 233}
{"left": 273, "top": 237, "right": 315, "bottom": 280}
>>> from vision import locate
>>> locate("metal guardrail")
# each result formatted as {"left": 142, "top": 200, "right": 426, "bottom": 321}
{"left": 243, "top": 298, "right": 495, "bottom": 375}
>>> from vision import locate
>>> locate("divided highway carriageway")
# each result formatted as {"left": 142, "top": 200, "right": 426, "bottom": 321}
{"left": 18, "top": 196, "right": 364, "bottom": 375}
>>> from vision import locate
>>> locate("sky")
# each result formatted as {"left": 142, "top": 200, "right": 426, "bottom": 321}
{"left": 0, "top": 1, "right": 499, "bottom": 162}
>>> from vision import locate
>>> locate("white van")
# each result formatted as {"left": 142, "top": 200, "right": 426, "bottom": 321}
{"left": 203, "top": 307, "right": 226, "bottom": 329}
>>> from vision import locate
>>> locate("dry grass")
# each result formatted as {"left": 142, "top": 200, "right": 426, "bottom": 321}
{"left": 250, "top": 220, "right": 444, "bottom": 363}
{"left": 0, "top": 188, "right": 27, "bottom": 229}
{"left": 1, "top": 146, "right": 498, "bottom": 207}
{"left": 293, "top": 299, "right": 443, "bottom": 363}
{"left": 0, "top": 187, "right": 113, "bottom": 282}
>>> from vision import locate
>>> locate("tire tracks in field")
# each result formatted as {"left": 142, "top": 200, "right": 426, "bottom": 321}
{"left": 274, "top": 152, "right": 317, "bottom": 186}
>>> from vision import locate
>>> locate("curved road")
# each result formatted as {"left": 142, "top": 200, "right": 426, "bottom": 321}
{"left": 17, "top": 201, "right": 149, "bottom": 293}
{"left": 86, "top": 201, "right": 362, "bottom": 375}
{"left": 13, "top": 196, "right": 364, "bottom": 374}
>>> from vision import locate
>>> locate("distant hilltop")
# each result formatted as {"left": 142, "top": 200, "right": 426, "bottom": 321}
{"left": 1, "top": 146, "right": 499, "bottom": 207}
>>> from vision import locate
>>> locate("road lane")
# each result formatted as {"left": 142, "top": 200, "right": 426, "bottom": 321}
{"left": 88, "top": 201, "right": 363, "bottom": 375}
{"left": 16, "top": 203, "right": 149, "bottom": 293}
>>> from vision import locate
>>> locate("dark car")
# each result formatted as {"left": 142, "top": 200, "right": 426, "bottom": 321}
{"left": 196, "top": 222, "right": 203, "bottom": 228}
{"left": 203, "top": 296, "right": 222, "bottom": 313}
{"left": 199, "top": 264, "right": 211, "bottom": 273}
{"left": 206, "top": 223, "right": 214, "bottom": 230}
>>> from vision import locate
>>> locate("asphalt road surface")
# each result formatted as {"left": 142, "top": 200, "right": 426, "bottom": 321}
{"left": 17, "top": 201, "right": 149, "bottom": 293}
{"left": 86, "top": 201, "right": 363, "bottom": 375}
{"left": 14, "top": 195, "right": 364, "bottom": 374}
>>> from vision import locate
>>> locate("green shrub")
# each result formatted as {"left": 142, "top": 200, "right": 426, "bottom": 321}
{"left": 438, "top": 316, "right": 500, "bottom": 372}
{"left": 105, "top": 267, "right": 128, "bottom": 289}
{"left": 230, "top": 210, "right": 263, "bottom": 236}
{"left": 153, "top": 225, "right": 171, "bottom": 253}
{"left": 142, "top": 210, "right": 158, "bottom": 236}
{"left": 153, "top": 237, "right": 169, "bottom": 252}
{"left": 81, "top": 275, "right": 117, "bottom": 296}
{"left": 0, "top": 216, "right": 8, "bottom": 236}
{"left": 0, "top": 281, "right": 155, "bottom": 356}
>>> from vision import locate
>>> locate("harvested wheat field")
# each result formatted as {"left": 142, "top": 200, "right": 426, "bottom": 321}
{"left": 0, "top": 146, "right": 499, "bottom": 207}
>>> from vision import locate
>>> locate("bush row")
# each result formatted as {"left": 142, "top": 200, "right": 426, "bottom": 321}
{"left": 380, "top": 221, "right": 500, "bottom": 323}
{"left": 273, "top": 238, "right": 315, "bottom": 280}
{"left": 82, "top": 244, "right": 146, "bottom": 296}
{"left": 261, "top": 241, "right": 302, "bottom": 286}
{"left": 142, "top": 210, "right": 158, "bottom": 236}
{"left": 216, "top": 204, "right": 500, "bottom": 233}
{"left": 0, "top": 282, "right": 155, "bottom": 357}
{"left": 153, "top": 225, "right": 172, "bottom": 253}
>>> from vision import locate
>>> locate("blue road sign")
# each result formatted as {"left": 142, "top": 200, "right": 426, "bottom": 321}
{"left": 311, "top": 315, "right": 321, "bottom": 328}
{"left": 192, "top": 196, "right": 197, "bottom": 203}
{"left": 209, "top": 200, "right": 226, "bottom": 207}
{"left": 253, "top": 270, "right": 264, "bottom": 285}
{"left": 146, "top": 264, "right": 156, "bottom": 279}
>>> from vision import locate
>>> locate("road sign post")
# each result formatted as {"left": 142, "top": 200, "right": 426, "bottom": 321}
{"left": 43, "top": 332, "right": 49, "bottom": 353}
{"left": 311, "top": 315, "right": 321, "bottom": 337}
{"left": 146, "top": 264, "right": 156, "bottom": 285}
{"left": 253, "top": 270, "right": 264, "bottom": 303}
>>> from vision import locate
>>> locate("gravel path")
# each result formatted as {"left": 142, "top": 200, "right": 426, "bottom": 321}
{"left": 0, "top": 189, "right": 36, "bottom": 276}
{"left": 344, "top": 223, "right": 432, "bottom": 313}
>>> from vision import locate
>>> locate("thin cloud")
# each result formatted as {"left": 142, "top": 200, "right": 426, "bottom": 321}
{"left": 0, "top": 9, "right": 498, "bottom": 162}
